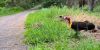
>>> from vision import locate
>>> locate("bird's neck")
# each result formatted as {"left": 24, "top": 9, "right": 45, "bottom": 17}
{"left": 68, "top": 19, "right": 72, "bottom": 28}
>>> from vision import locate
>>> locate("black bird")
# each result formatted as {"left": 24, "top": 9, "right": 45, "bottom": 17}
{"left": 60, "top": 16, "right": 96, "bottom": 37}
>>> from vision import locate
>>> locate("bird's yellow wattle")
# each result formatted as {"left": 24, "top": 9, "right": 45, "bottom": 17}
{"left": 69, "top": 20, "right": 72, "bottom": 28}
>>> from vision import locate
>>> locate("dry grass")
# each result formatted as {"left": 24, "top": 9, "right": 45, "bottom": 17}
{"left": 69, "top": 13, "right": 100, "bottom": 25}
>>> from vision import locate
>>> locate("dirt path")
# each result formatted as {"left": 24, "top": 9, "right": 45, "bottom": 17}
{"left": 0, "top": 10, "right": 34, "bottom": 50}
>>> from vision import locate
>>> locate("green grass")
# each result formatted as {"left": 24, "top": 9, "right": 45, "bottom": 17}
{"left": 24, "top": 6, "right": 100, "bottom": 50}
{"left": 0, "top": 7, "right": 24, "bottom": 16}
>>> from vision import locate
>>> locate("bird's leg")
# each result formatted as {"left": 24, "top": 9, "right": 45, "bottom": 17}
{"left": 75, "top": 31, "right": 79, "bottom": 37}
{"left": 84, "top": 29, "right": 88, "bottom": 31}
{"left": 74, "top": 31, "right": 80, "bottom": 39}
{"left": 73, "top": 23, "right": 80, "bottom": 39}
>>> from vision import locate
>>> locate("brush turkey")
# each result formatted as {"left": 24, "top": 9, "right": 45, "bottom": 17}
{"left": 59, "top": 16, "right": 96, "bottom": 36}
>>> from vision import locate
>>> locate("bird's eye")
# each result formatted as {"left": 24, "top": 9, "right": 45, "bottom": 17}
{"left": 59, "top": 16, "right": 62, "bottom": 18}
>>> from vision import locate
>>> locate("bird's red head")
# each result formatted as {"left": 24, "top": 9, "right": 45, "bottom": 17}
{"left": 59, "top": 16, "right": 72, "bottom": 28}
{"left": 64, "top": 16, "right": 71, "bottom": 24}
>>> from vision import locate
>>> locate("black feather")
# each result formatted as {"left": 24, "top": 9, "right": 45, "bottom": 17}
{"left": 71, "top": 21, "right": 95, "bottom": 31}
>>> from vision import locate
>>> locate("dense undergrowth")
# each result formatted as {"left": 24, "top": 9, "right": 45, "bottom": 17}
{"left": 0, "top": 7, "right": 23, "bottom": 16}
{"left": 24, "top": 6, "right": 100, "bottom": 50}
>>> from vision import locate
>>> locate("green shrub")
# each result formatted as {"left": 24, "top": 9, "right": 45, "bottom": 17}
{"left": 24, "top": 7, "right": 73, "bottom": 45}
{"left": 0, "top": 7, "right": 23, "bottom": 16}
